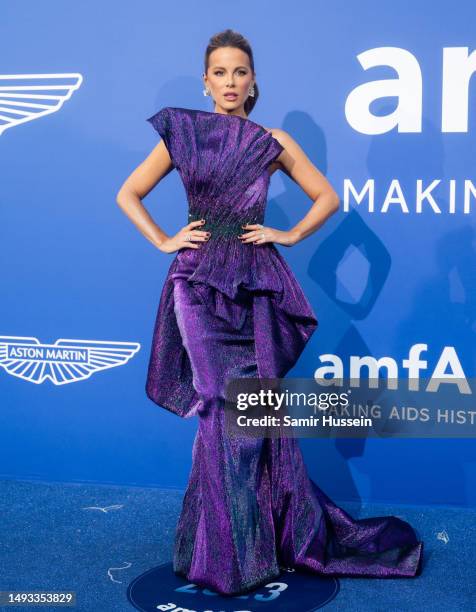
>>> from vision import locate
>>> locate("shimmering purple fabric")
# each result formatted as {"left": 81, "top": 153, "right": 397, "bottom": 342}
{"left": 145, "top": 107, "right": 423, "bottom": 595}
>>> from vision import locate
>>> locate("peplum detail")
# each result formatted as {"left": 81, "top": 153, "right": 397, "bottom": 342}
{"left": 145, "top": 106, "right": 318, "bottom": 418}
{"left": 171, "top": 239, "right": 317, "bottom": 333}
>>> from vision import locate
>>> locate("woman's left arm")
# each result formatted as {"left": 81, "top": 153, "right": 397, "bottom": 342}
{"left": 239, "top": 129, "right": 340, "bottom": 247}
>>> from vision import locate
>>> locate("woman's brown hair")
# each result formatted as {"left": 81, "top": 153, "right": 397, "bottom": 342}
{"left": 204, "top": 29, "right": 259, "bottom": 115}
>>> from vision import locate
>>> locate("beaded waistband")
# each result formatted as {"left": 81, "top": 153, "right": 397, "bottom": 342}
{"left": 188, "top": 212, "right": 262, "bottom": 237}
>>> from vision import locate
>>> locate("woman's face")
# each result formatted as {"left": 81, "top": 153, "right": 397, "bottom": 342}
{"left": 204, "top": 46, "right": 254, "bottom": 115}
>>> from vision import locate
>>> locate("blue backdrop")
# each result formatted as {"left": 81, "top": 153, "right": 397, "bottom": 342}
{"left": 1, "top": 0, "right": 475, "bottom": 508}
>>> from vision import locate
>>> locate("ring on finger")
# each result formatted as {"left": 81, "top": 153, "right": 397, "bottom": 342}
{"left": 185, "top": 233, "right": 192, "bottom": 242}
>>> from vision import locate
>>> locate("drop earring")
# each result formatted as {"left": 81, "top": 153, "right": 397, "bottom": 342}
{"left": 203, "top": 86, "right": 211, "bottom": 96}
{"left": 248, "top": 84, "right": 255, "bottom": 97}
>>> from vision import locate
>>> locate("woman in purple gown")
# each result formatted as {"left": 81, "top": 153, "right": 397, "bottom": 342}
{"left": 117, "top": 29, "right": 423, "bottom": 596}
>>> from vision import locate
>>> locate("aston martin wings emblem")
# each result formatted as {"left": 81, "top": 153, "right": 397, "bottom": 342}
{"left": 0, "top": 73, "right": 83, "bottom": 135}
{"left": 0, "top": 336, "right": 140, "bottom": 385}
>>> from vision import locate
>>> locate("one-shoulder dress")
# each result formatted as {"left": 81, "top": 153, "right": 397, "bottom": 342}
{"left": 145, "top": 106, "right": 423, "bottom": 595}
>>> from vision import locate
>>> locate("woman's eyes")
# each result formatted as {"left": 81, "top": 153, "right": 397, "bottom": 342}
{"left": 214, "top": 70, "right": 247, "bottom": 76}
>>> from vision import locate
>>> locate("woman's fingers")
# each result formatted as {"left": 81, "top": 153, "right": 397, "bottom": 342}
{"left": 187, "top": 219, "right": 206, "bottom": 229}
{"left": 183, "top": 219, "right": 210, "bottom": 242}
{"left": 180, "top": 227, "right": 211, "bottom": 249}
{"left": 183, "top": 229, "right": 210, "bottom": 241}
{"left": 240, "top": 224, "right": 267, "bottom": 244}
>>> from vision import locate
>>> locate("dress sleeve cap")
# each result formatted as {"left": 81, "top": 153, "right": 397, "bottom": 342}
{"left": 262, "top": 133, "right": 284, "bottom": 168}
{"left": 146, "top": 107, "right": 176, "bottom": 167}
{"left": 270, "top": 136, "right": 284, "bottom": 160}
{"left": 146, "top": 106, "right": 168, "bottom": 137}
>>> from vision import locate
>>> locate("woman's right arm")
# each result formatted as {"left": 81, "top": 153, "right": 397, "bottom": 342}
{"left": 115, "top": 140, "right": 208, "bottom": 253}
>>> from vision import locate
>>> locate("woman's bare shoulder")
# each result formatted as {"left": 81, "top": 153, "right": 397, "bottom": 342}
{"left": 263, "top": 127, "right": 294, "bottom": 147}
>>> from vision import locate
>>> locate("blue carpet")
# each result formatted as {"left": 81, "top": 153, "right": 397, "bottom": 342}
{"left": 0, "top": 479, "right": 474, "bottom": 611}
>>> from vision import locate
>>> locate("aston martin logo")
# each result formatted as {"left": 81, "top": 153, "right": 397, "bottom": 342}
{"left": 0, "top": 336, "right": 140, "bottom": 385}
{"left": 0, "top": 73, "right": 83, "bottom": 135}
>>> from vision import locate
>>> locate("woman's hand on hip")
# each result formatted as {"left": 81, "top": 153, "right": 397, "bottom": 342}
{"left": 158, "top": 219, "right": 210, "bottom": 253}
{"left": 239, "top": 224, "right": 299, "bottom": 247}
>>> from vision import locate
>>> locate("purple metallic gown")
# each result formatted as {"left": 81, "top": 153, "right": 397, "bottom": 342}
{"left": 145, "top": 106, "right": 423, "bottom": 595}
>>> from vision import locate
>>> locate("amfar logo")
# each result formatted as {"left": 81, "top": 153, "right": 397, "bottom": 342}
{"left": 0, "top": 73, "right": 83, "bottom": 135}
{"left": 345, "top": 47, "right": 475, "bottom": 134}
{"left": 0, "top": 336, "right": 140, "bottom": 385}
{"left": 315, "top": 343, "right": 471, "bottom": 394}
